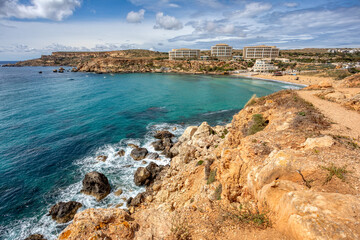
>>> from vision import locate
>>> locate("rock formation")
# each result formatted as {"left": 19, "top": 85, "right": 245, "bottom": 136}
{"left": 25, "top": 234, "right": 46, "bottom": 240}
{"left": 80, "top": 171, "right": 111, "bottom": 201}
{"left": 130, "top": 148, "right": 148, "bottom": 160}
{"left": 48, "top": 201, "right": 82, "bottom": 223}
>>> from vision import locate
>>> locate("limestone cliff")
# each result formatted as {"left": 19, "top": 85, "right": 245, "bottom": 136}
{"left": 58, "top": 90, "right": 360, "bottom": 240}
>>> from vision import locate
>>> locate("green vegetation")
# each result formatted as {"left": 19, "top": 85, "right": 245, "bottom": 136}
{"left": 321, "top": 163, "right": 349, "bottom": 184}
{"left": 233, "top": 205, "right": 270, "bottom": 228}
{"left": 332, "top": 135, "right": 359, "bottom": 149}
{"left": 214, "top": 183, "right": 222, "bottom": 200}
{"left": 196, "top": 160, "right": 204, "bottom": 166}
{"left": 220, "top": 129, "right": 229, "bottom": 139}
{"left": 247, "top": 114, "right": 268, "bottom": 135}
{"left": 171, "top": 217, "right": 191, "bottom": 240}
{"left": 298, "top": 111, "right": 306, "bottom": 116}
{"left": 207, "top": 169, "right": 217, "bottom": 184}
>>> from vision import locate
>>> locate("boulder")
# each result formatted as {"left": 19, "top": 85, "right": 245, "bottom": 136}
{"left": 152, "top": 140, "right": 165, "bottom": 151}
{"left": 25, "top": 234, "right": 46, "bottom": 240}
{"left": 96, "top": 155, "right": 107, "bottom": 162}
{"left": 302, "top": 136, "right": 335, "bottom": 149}
{"left": 128, "top": 192, "right": 145, "bottom": 207}
{"left": 128, "top": 143, "right": 139, "bottom": 149}
{"left": 80, "top": 171, "right": 111, "bottom": 201}
{"left": 179, "top": 126, "right": 198, "bottom": 142}
{"left": 154, "top": 130, "right": 174, "bottom": 139}
{"left": 48, "top": 201, "right": 82, "bottom": 223}
{"left": 114, "top": 188, "right": 123, "bottom": 196}
{"left": 146, "top": 152, "right": 160, "bottom": 160}
{"left": 192, "top": 122, "right": 214, "bottom": 140}
{"left": 116, "top": 149, "right": 125, "bottom": 157}
{"left": 130, "top": 148, "right": 148, "bottom": 160}
{"left": 134, "top": 167, "right": 151, "bottom": 186}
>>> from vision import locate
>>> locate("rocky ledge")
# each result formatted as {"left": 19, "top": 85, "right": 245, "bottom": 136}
{"left": 54, "top": 90, "right": 360, "bottom": 239}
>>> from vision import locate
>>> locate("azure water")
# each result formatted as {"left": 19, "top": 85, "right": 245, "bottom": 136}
{"left": 0, "top": 66, "right": 301, "bottom": 239}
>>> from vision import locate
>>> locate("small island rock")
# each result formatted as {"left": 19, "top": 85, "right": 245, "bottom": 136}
{"left": 80, "top": 171, "right": 111, "bottom": 201}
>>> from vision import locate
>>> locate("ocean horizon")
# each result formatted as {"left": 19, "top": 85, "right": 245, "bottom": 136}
{"left": 0, "top": 66, "right": 302, "bottom": 239}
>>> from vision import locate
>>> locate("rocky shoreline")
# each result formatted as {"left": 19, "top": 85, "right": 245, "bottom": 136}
{"left": 25, "top": 82, "right": 360, "bottom": 239}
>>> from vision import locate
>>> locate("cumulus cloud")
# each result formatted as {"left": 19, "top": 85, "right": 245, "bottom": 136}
{"left": 126, "top": 9, "right": 145, "bottom": 23}
{"left": 284, "top": 2, "right": 299, "bottom": 8}
{"left": 154, "top": 12, "right": 183, "bottom": 30}
{"left": 230, "top": 2, "right": 272, "bottom": 18}
{"left": 0, "top": 0, "right": 81, "bottom": 21}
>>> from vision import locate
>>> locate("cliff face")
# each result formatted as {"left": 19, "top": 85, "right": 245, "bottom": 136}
{"left": 59, "top": 90, "right": 360, "bottom": 240}
{"left": 74, "top": 58, "right": 246, "bottom": 74}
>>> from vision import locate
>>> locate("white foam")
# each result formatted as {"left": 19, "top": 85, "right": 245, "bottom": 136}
{"left": 4, "top": 122, "right": 186, "bottom": 240}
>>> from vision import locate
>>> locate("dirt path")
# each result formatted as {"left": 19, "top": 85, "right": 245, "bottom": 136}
{"left": 298, "top": 90, "right": 360, "bottom": 140}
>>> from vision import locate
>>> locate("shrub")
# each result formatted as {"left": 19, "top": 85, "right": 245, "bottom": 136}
{"left": 214, "top": 183, "right": 222, "bottom": 200}
{"left": 247, "top": 114, "right": 268, "bottom": 135}
{"left": 321, "top": 163, "right": 349, "bottom": 184}
{"left": 207, "top": 169, "right": 217, "bottom": 184}
{"left": 196, "top": 160, "right": 204, "bottom": 166}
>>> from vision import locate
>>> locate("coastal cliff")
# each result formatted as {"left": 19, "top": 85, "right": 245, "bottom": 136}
{"left": 57, "top": 87, "right": 360, "bottom": 239}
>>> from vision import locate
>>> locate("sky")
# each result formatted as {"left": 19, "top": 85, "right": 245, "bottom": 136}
{"left": 0, "top": 0, "right": 359, "bottom": 60}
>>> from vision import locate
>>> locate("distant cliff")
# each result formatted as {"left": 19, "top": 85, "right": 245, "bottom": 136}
{"left": 2, "top": 49, "right": 168, "bottom": 67}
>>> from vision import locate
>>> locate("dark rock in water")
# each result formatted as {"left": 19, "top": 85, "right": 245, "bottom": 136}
{"left": 146, "top": 152, "right": 160, "bottom": 160}
{"left": 130, "top": 148, "right": 148, "bottom": 161}
{"left": 96, "top": 155, "right": 107, "bottom": 162}
{"left": 71, "top": 67, "right": 77, "bottom": 72}
{"left": 128, "top": 192, "right": 145, "bottom": 207}
{"left": 38, "top": 71, "right": 42, "bottom": 74}
{"left": 152, "top": 140, "right": 165, "bottom": 151}
{"left": 25, "top": 234, "right": 46, "bottom": 240}
{"left": 126, "top": 197, "right": 133, "bottom": 207}
{"left": 116, "top": 149, "right": 125, "bottom": 157}
{"left": 162, "top": 146, "right": 173, "bottom": 158}
{"left": 80, "top": 171, "right": 111, "bottom": 201}
{"left": 128, "top": 143, "right": 139, "bottom": 149}
{"left": 48, "top": 201, "right": 82, "bottom": 223}
{"left": 53, "top": 69, "right": 57, "bottom": 73}
{"left": 154, "top": 130, "right": 174, "bottom": 139}
{"left": 134, "top": 167, "right": 151, "bottom": 186}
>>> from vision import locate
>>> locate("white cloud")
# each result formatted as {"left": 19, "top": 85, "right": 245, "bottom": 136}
{"left": 0, "top": 0, "right": 81, "bottom": 21}
{"left": 230, "top": 2, "right": 272, "bottom": 18}
{"left": 154, "top": 12, "right": 183, "bottom": 30}
{"left": 126, "top": 9, "right": 145, "bottom": 23}
{"left": 284, "top": 2, "right": 299, "bottom": 8}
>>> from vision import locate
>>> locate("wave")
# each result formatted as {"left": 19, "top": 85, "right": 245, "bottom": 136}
{"left": 2, "top": 122, "right": 187, "bottom": 240}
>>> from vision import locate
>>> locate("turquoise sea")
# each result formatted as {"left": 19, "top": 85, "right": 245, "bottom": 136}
{"left": 0, "top": 66, "right": 302, "bottom": 239}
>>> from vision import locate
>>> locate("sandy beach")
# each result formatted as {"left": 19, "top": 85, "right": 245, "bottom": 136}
{"left": 232, "top": 72, "right": 333, "bottom": 86}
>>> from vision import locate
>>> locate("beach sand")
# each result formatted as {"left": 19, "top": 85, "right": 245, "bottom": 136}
{"left": 232, "top": 73, "right": 332, "bottom": 86}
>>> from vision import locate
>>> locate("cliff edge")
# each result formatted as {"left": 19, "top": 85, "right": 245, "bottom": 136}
{"left": 57, "top": 88, "right": 360, "bottom": 240}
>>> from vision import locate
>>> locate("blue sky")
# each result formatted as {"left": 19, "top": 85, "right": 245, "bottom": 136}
{"left": 0, "top": 0, "right": 359, "bottom": 60}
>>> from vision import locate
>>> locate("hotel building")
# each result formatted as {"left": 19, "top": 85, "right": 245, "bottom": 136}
{"left": 252, "top": 59, "right": 277, "bottom": 72}
{"left": 243, "top": 45, "right": 280, "bottom": 59}
{"left": 211, "top": 44, "right": 233, "bottom": 59}
{"left": 169, "top": 48, "right": 200, "bottom": 60}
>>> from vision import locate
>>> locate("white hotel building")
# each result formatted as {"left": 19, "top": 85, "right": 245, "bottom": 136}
{"left": 243, "top": 45, "right": 280, "bottom": 59}
{"left": 168, "top": 48, "right": 200, "bottom": 60}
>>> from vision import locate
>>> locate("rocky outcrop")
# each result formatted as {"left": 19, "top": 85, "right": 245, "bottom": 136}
{"left": 57, "top": 208, "right": 139, "bottom": 240}
{"left": 134, "top": 162, "right": 166, "bottom": 186}
{"left": 48, "top": 201, "right": 82, "bottom": 223}
{"left": 96, "top": 155, "right": 107, "bottom": 162}
{"left": 59, "top": 90, "right": 360, "bottom": 240}
{"left": 25, "top": 234, "right": 46, "bottom": 240}
{"left": 130, "top": 148, "right": 148, "bottom": 160}
{"left": 80, "top": 172, "right": 111, "bottom": 201}
{"left": 154, "top": 130, "right": 174, "bottom": 139}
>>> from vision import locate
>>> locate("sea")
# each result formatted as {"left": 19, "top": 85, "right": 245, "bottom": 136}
{"left": 0, "top": 65, "right": 302, "bottom": 239}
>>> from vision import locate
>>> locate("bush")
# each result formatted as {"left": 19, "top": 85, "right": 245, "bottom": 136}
{"left": 321, "top": 163, "right": 349, "bottom": 184}
{"left": 207, "top": 169, "right": 217, "bottom": 184}
{"left": 247, "top": 114, "right": 268, "bottom": 135}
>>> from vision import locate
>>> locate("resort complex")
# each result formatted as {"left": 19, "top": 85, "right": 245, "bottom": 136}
{"left": 243, "top": 45, "right": 280, "bottom": 59}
